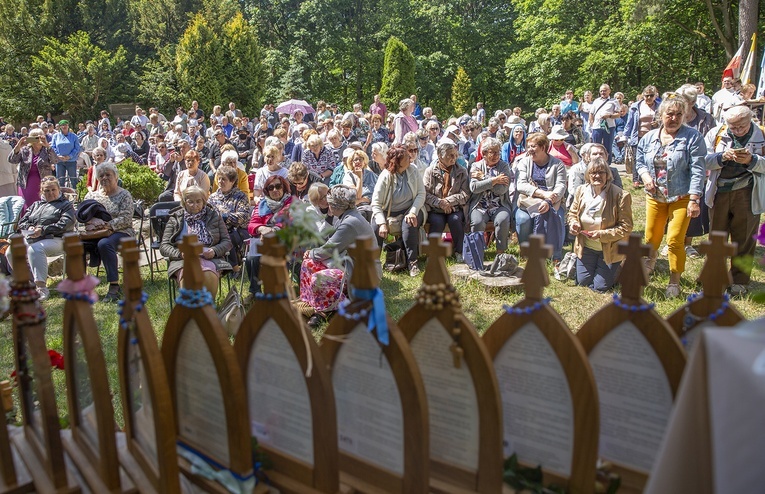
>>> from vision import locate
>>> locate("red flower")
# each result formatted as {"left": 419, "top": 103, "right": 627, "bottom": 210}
{"left": 48, "top": 350, "right": 65, "bottom": 370}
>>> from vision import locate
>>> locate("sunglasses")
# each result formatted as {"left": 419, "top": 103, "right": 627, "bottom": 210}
{"left": 407, "top": 147, "right": 418, "bottom": 152}
{"left": 644, "top": 93, "right": 656, "bottom": 98}
{"left": 266, "top": 183, "right": 283, "bottom": 192}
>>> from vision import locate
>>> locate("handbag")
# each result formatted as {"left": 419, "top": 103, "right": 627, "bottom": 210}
{"left": 624, "top": 145, "right": 635, "bottom": 174}
{"left": 217, "top": 286, "right": 245, "bottom": 336}
{"left": 462, "top": 231, "right": 486, "bottom": 271}
{"left": 385, "top": 175, "right": 405, "bottom": 236}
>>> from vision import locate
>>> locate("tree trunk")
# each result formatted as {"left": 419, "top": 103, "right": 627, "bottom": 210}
{"left": 739, "top": 0, "right": 758, "bottom": 47}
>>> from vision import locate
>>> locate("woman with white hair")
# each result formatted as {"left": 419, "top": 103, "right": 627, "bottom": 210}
{"left": 370, "top": 141, "right": 388, "bottom": 175}
{"left": 81, "top": 162, "right": 135, "bottom": 302}
{"left": 393, "top": 98, "right": 419, "bottom": 145}
{"left": 302, "top": 134, "right": 336, "bottom": 184}
{"left": 299, "top": 184, "right": 375, "bottom": 328}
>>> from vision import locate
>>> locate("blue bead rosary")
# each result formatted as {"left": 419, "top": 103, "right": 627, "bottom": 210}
{"left": 337, "top": 299, "right": 370, "bottom": 321}
{"left": 175, "top": 288, "right": 214, "bottom": 308}
{"left": 61, "top": 291, "right": 98, "bottom": 305}
{"left": 254, "top": 291, "right": 289, "bottom": 301}
{"left": 503, "top": 297, "right": 552, "bottom": 315}
{"left": 612, "top": 294, "right": 655, "bottom": 312}
{"left": 117, "top": 291, "right": 149, "bottom": 330}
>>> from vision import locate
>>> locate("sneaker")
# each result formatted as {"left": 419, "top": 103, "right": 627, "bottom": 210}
{"left": 409, "top": 261, "right": 421, "bottom": 277}
{"left": 660, "top": 244, "right": 669, "bottom": 257}
{"left": 729, "top": 284, "right": 748, "bottom": 296}
{"left": 685, "top": 245, "right": 701, "bottom": 258}
{"left": 36, "top": 287, "right": 50, "bottom": 301}
{"left": 454, "top": 252, "right": 463, "bottom": 263}
{"left": 665, "top": 283, "right": 681, "bottom": 298}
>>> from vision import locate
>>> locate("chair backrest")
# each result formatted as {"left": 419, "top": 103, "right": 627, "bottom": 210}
{"left": 149, "top": 201, "right": 180, "bottom": 242}
{"left": 0, "top": 196, "right": 26, "bottom": 239}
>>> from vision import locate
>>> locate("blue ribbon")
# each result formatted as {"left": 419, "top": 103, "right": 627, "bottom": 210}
{"left": 352, "top": 288, "right": 389, "bottom": 346}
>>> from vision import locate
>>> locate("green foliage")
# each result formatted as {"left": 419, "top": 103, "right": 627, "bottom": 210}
{"left": 380, "top": 36, "right": 416, "bottom": 110}
{"left": 451, "top": 67, "right": 472, "bottom": 116}
{"left": 136, "top": 49, "right": 184, "bottom": 112}
{"left": 174, "top": 13, "right": 264, "bottom": 115}
{"left": 30, "top": 31, "right": 129, "bottom": 122}
{"left": 221, "top": 13, "right": 265, "bottom": 114}
{"left": 115, "top": 159, "right": 165, "bottom": 205}
{"left": 175, "top": 14, "right": 226, "bottom": 111}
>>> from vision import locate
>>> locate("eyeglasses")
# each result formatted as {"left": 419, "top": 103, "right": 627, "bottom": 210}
{"left": 266, "top": 183, "right": 283, "bottom": 192}
{"left": 728, "top": 120, "right": 751, "bottom": 131}
{"left": 483, "top": 150, "right": 499, "bottom": 156}
{"left": 644, "top": 93, "right": 656, "bottom": 98}
{"left": 419, "top": 137, "right": 429, "bottom": 141}
{"left": 590, "top": 171, "right": 606, "bottom": 176}
{"left": 407, "top": 147, "right": 418, "bottom": 152}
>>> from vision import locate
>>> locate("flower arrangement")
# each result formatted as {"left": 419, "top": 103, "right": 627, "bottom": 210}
{"left": 274, "top": 200, "right": 334, "bottom": 255}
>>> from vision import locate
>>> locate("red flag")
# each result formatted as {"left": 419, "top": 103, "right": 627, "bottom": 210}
{"left": 723, "top": 42, "right": 747, "bottom": 80}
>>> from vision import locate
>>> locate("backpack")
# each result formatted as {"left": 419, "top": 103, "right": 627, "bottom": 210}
{"left": 462, "top": 232, "right": 486, "bottom": 271}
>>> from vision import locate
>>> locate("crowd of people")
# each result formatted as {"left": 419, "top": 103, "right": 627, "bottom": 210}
{"left": 0, "top": 79, "right": 762, "bottom": 323}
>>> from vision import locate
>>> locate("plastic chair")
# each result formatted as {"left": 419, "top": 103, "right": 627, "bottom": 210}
{"left": 0, "top": 196, "right": 25, "bottom": 239}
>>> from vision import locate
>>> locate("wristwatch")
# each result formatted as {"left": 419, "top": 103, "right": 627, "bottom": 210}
{"left": 689, "top": 198, "right": 700, "bottom": 205}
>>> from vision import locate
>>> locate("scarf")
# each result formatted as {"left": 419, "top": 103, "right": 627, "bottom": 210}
{"left": 438, "top": 162, "right": 451, "bottom": 199}
{"left": 265, "top": 194, "right": 289, "bottom": 214}
{"left": 184, "top": 209, "right": 213, "bottom": 246}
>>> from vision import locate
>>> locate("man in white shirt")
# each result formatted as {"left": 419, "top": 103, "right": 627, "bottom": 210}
{"left": 712, "top": 77, "right": 739, "bottom": 122}
{"left": 588, "top": 84, "right": 620, "bottom": 162}
{"left": 695, "top": 81, "right": 713, "bottom": 114}
{"left": 130, "top": 107, "right": 149, "bottom": 128}
{"left": 476, "top": 102, "right": 486, "bottom": 127}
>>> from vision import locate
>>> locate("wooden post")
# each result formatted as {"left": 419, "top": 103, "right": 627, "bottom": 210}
{"left": 421, "top": 234, "right": 451, "bottom": 287}
{"left": 520, "top": 235, "right": 553, "bottom": 301}
{"left": 697, "top": 231, "right": 737, "bottom": 299}
{"left": 178, "top": 235, "right": 204, "bottom": 290}
{"left": 259, "top": 234, "right": 288, "bottom": 296}
{"left": 617, "top": 234, "right": 652, "bottom": 304}
{"left": 347, "top": 236, "right": 380, "bottom": 291}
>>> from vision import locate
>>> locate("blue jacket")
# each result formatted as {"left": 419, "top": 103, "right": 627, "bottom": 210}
{"left": 50, "top": 130, "right": 80, "bottom": 162}
{"left": 624, "top": 98, "right": 661, "bottom": 147}
{"left": 635, "top": 125, "right": 707, "bottom": 198}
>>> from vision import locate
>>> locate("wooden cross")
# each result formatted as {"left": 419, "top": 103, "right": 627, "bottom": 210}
{"left": 617, "top": 233, "right": 652, "bottom": 303}
{"left": 119, "top": 237, "right": 143, "bottom": 300}
{"left": 520, "top": 235, "right": 552, "bottom": 301}
{"left": 259, "top": 233, "right": 289, "bottom": 295}
{"left": 179, "top": 234, "right": 204, "bottom": 291}
{"left": 347, "top": 236, "right": 380, "bottom": 291}
{"left": 697, "top": 231, "right": 737, "bottom": 298}
{"left": 9, "top": 235, "right": 31, "bottom": 285}
{"left": 422, "top": 233, "right": 452, "bottom": 287}
{"left": 63, "top": 233, "right": 85, "bottom": 282}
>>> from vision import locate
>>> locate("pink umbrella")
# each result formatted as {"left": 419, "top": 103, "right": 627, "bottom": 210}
{"left": 275, "top": 99, "right": 315, "bottom": 115}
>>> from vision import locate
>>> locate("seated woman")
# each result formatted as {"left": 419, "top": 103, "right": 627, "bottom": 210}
{"left": 246, "top": 175, "right": 294, "bottom": 292}
{"left": 371, "top": 144, "right": 426, "bottom": 277}
{"left": 287, "top": 161, "right": 323, "bottom": 202}
{"left": 81, "top": 162, "right": 135, "bottom": 302}
{"left": 547, "top": 125, "right": 580, "bottom": 168}
{"left": 160, "top": 185, "right": 232, "bottom": 298}
{"left": 6, "top": 176, "right": 75, "bottom": 300}
{"left": 213, "top": 150, "right": 251, "bottom": 196}
{"left": 567, "top": 158, "right": 633, "bottom": 292}
{"left": 174, "top": 150, "right": 211, "bottom": 201}
{"left": 501, "top": 123, "right": 526, "bottom": 164}
{"left": 515, "top": 132, "right": 567, "bottom": 261}
{"left": 300, "top": 184, "right": 376, "bottom": 328}
{"left": 207, "top": 166, "right": 251, "bottom": 278}
{"left": 468, "top": 137, "right": 515, "bottom": 255}
{"left": 341, "top": 149, "right": 378, "bottom": 220}
{"left": 252, "top": 145, "right": 288, "bottom": 200}
{"left": 306, "top": 182, "right": 331, "bottom": 233}
{"left": 424, "top": 139, "right": 469, "bottom": 260}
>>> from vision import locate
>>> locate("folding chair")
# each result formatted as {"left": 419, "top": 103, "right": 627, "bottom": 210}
{"left": 148, "top": 201, "right": 180, "bottom": 282}
{"left": 0, "top": 196, "right": 25, "bottom": 239}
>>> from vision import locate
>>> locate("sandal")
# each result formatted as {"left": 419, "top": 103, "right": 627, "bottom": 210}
{"left": 665, "top": 283, "right": 680, "bottom": 298}
{"left": 307, "top": 312, "right": 328, "bottom": 329}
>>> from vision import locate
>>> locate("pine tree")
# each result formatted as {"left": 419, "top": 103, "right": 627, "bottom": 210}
{"left": 176, "top": 15, "right": 226, "bottom": 112}
{"left": 221, "top": 13, "right": 265, "bottom": 115}
{"left": 451, "top": 67, "right": 472, "bottom": 116}
{"left": 379, "top": 36, "right": 415, "bottom": 111}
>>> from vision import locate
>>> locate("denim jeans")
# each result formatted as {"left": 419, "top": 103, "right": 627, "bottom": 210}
{"left": 591, "top": 127, "right": 615, "bottom": 163}
{"left": 56, "top": 161, "right": 78, "bottom": 188}
{"left": 576, "top": 246, "right": 621, "bottom": 292}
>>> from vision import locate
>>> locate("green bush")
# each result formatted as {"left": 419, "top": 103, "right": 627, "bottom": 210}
{"left": 379, "top": 36, "right": 416, "bottom": 111}
{"left": 116, "top": 159, "right": 165, "bottom": 205}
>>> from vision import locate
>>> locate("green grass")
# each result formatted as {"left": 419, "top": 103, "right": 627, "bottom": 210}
{"left": 2, "top": 180, "right": 765, "bottom": 428}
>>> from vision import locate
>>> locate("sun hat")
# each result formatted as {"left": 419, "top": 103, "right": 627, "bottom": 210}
{"left": 547, "top": 125, "right": 569, "bottom": 140}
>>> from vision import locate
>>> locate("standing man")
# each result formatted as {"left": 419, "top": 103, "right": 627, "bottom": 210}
{"left": 695, "top": 82, "right": 712, "bottom": 114}
{"left": 711, "top": 77, "right": 738, "bottom": 122}
{"left": 51, "top": 119, "right": 80, "bottom": 188}
{"left": 589, "top": 84, "right": 620, "bottom": 162}
{"left": 476, "top": 102, "right": 486, "bottom": 127}
{"left": 704, "top": 105, "right": 765, "bottom": 295}
{"left": 369, "top": 94, "right": 387, "bottom": 121}
{"left": 226, "top": 102, "right": 242, "bottom": 121}
{"left": 560, "top": 90, "right": 579, "bottom": 116}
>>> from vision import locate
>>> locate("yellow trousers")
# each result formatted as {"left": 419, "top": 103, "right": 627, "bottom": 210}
{"left": 645, "top": 196, "right": 691, "bottom": 274}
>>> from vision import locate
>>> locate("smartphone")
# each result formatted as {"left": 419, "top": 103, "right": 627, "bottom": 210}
{"left": 26, "top": 136, "right": 39, "bottom": 143}
{"left": 733, "top": 148, "right": 748, "bottom": 154}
